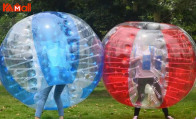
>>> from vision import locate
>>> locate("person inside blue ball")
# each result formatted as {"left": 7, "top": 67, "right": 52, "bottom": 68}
{"left": 33, "top": 13, "right": 73, "bottom": 119}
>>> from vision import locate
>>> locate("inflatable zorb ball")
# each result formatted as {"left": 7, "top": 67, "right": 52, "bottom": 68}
{"left": 0, "top": 12, "right": 103, "bottom": 110}
{"left": 103, "top": 22, "right": 196, "bottom": 108}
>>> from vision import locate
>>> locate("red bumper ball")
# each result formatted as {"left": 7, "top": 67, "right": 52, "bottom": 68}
{"left": 103, "top": 22, "right": 196, "bottom": 108}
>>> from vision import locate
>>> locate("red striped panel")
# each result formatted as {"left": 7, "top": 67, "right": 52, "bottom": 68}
{"left": 160, "top": 29, "right": 196, "bottom": 108}
{"left": 103, "top": 25, "right": 140, "bottom": 106}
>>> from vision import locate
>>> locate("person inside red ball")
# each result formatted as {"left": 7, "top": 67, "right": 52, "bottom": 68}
{"left": 131, "top": 45, "right": 174, "bottom": 119}
{"left": 129, "top": 31, "right": 174, "bottom": 119}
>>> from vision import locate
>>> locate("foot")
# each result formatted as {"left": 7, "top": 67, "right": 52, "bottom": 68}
{"left": 167, "top": 116, "right": 174, "bottom": 119}
{"left": 35, "top": 117, "right": 40, "bottom": 119}
{"left": 133, "top": 116, "right": 138, "bottom": 119}
{"left": 59, "top": 116, "right": 64, "bottom": 119}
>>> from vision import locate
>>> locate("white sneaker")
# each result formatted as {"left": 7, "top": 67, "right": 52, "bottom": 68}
{"left": 167, "top": 116, "right": 174, "bottom": 119}
{"left": 133, "top": 116, "right": 138, "bottom": 119}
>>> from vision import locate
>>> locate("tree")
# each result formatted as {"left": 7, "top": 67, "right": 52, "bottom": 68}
{"left": 0, "top": 0, "right": 195, "bottom": 41}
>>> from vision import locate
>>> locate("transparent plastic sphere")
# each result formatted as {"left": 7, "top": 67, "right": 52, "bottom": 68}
{"left": 103, "top": 22, "right": 196, "bottom": 108}
{"left": 0, "top": 12, "right": 103, "bottom": 110}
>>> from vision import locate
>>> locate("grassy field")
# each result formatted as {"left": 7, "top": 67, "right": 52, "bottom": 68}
{"left": 0, "top": 81, "right": 196, "bottom": 119}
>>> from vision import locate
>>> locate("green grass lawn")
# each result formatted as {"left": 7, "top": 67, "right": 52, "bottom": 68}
{"left": 0, "top": 81, "right": 196, "bottom": 119}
